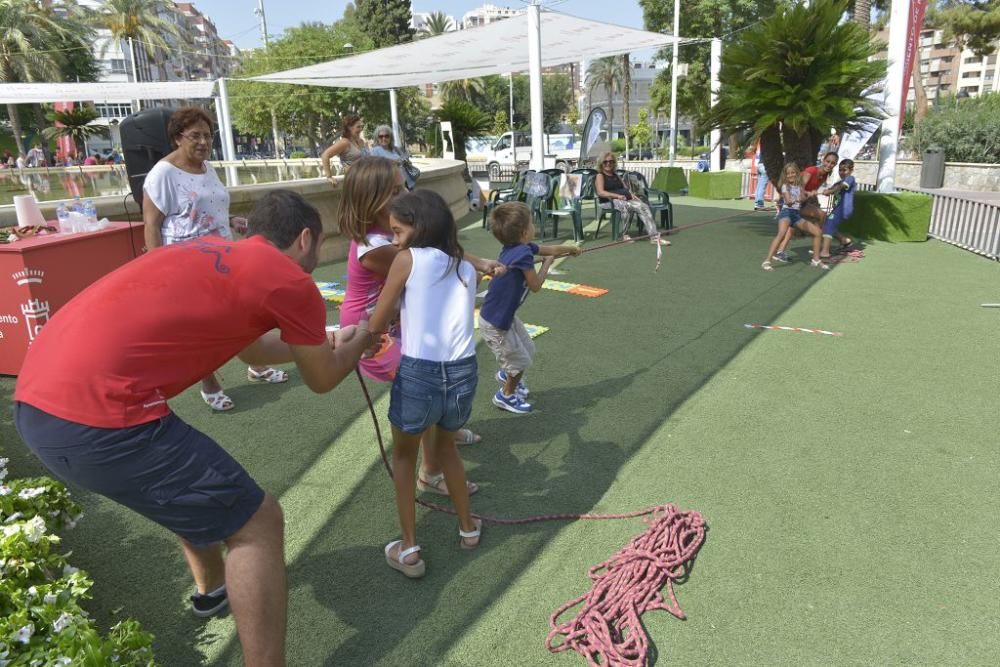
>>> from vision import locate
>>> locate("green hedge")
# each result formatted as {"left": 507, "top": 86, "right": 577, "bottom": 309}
{"left": 688, "top": 172, "right": 742, "bottom": 199}
{"left": 0, "top": 457, "right": 157, "bottom": 665}
{"left": 651, "top": 167, "right": 688, "bottom": 194}
{"left": 838, "top": 191, "right": 931, "bottom": 243}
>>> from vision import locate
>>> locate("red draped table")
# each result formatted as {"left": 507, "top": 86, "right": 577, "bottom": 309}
{"left": 0, "top": 221, "right": 144, "bottom": 375}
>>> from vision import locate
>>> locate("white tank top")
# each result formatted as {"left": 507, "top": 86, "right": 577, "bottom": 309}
{"left": 400, "top": 247, "right": 477, "bottom": 362}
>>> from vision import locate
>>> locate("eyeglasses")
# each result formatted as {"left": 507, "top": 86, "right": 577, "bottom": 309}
{"left": 181, "top": 132, "right": 212, "bottom": 143}
{"left": 602, "top": 160, "right": 616, "bottom": 165}
{"left": 377, "top": 134, "right": 391, "bottom": 139}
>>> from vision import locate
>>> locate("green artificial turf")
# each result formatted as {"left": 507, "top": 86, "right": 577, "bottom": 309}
{"left": 688, "top": 172, "right": 743, "bottom": 199}
{"left": 839, "top": 191, "right": 933, "bottom": 243}
{"left": 2, "top": 202, "right": 998, "bottom": 666}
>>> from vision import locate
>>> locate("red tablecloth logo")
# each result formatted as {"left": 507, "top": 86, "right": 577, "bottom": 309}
{"left": 12, "top": 268, "right": 45, "bottom": 286}
{"left": 21, "top": 299, "right": 49, "bottom": 343}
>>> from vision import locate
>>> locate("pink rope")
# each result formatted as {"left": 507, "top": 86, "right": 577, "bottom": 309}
{"left": 546, "top": 505, "right": 707, "bottom": 666}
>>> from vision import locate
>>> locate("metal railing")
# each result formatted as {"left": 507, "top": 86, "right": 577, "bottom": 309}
{"left": 900, "top": 188, "right": 1000, "bottom": 261}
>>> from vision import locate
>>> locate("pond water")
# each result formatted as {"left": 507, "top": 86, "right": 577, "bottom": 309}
{"left": 0, "top": 164, "right": 327, "bottom": 206}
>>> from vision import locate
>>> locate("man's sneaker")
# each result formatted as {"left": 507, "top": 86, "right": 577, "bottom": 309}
{"left": 191, "top": 585, "right": 228, "bottom": 618}
{"left": 495, "top": 370, "right": 529, "bottom": 396}
{"left": 492, "top": 389, "right": 532, "bottom": 414}
{"left": 810, "top": 258, "right": 831, "bottom": 271}
{"left": 771, "top": 252, "right": 790, "bottom": 263}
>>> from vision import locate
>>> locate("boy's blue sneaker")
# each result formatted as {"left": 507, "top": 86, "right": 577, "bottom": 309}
{"left": 492, "top": 389, "right": 532, "bottom": 414}
{"left": 772, "top": 251, "right": 791, "bottom": 263}
{"left": 495, "top": 370, "right": 529, "bottom": 396}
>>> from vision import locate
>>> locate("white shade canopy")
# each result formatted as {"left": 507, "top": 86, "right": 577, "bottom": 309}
{"left": 250, "top": 9, "right": 686, "bottom": 90}
{"left": 0, "top": 80, "right": 216, "bottom": 104}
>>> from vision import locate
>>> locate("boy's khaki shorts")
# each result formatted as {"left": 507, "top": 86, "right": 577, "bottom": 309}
{"left": 481, "top": 316, "right": 535, "bottom": 373}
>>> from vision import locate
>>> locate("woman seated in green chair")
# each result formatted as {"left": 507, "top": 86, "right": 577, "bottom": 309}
{"left": 594, "top": 151, "right": 670, "bottom": 245}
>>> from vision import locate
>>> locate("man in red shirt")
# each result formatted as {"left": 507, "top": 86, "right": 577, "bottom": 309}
{"left": 14, "top": 190, "right": 370, "bottom": 667}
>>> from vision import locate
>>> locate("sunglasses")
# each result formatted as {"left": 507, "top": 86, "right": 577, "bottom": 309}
{"left": 602, "top": 160, "right": 616, "bottom": 164}
{"left": 377, "top": 134, "right": 391, "bottom": 139}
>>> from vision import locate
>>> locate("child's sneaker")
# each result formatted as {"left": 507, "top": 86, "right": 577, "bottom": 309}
{"left": 492, "top": 389, "right": 532, "bottom": 414}
{"left": 761, "top": 260, "right": 773, "bottom": 272}
{"left": 771, "top": 251, "right": 790, "bottom": 263}
{"left": 495, "top": 369, "right": 529, "bottom": 397}
{"left": 191, "top": 585, "right": 228, "bottom": 618}
{"left": 810, "top": 258, "right": 831, "bottom": 270}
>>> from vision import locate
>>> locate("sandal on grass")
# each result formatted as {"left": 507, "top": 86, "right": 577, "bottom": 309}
{"left": 200, "top": 390, "right": 234, "bottom": 412}
{"left": 417, "top": 472, "right": 479, "bottom": 496}
{"left": 385, "top": 540, "right": 425, "bottom": 578}
{"left": 454, "top": 428, "right": 482, "bottom": 445}
{"left": 247, "top": 367, "right": 289, "bottom": 384}
{"left": 459, "top": 519, "right": 482, "bottom": 550}
{"left": 650, "top": 237, "right": 671, "bottom": 246}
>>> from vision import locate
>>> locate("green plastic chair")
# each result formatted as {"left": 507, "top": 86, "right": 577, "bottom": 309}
{"left": 629, "top": 171, "right": 673, "bottom": 232}
{"left": 572, "top": 168, "right": 600, "bottom": 221}
{"left": 539, "top": 173, "right": 584, "bottom": 241}
{"left": 482, "top": 170, "right": 532, "bottom": 229}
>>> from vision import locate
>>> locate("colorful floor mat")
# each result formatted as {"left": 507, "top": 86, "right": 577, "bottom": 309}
{"left": 316, "top": 282, "right": 346, "bottom": 303}
{"left": 474, "top": 309, "right": 549, "bottom": 338}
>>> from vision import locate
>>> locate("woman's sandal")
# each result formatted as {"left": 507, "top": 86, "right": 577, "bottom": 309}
{"left": 200, "top": 390, "right": 234, "bottom": 412}
{"left": 454, "top": 428, "right": 482, "bottom": 445}
{"left": 417, "top": 472, "right": 479, "bottom": 496}
{"left": 385, "top": 540, "right": 425, "bottom": 578}
{"left": 459, "top": 519, "right": 482, "bottom": 550}
{"left": 247, "top": 367, "right": 289, "bottom": 384}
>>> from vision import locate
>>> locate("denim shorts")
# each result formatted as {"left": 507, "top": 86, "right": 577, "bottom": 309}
{"left": 14, "top": 402, "right": 265, "bottom": 546}
{"left": 778, "top": 207, "right": 803, "bottom": 226}
{"left": 388, "top": 355, "right": 478, "bottom": 434}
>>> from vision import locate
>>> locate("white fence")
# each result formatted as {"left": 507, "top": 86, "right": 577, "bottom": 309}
{"left": 899, "top": 188, "right": 1000, "bottom": 261}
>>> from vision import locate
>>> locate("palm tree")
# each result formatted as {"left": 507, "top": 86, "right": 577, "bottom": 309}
{"left": 419, "top": 11, "right": 453, "bottom": 38}
{"left": 851, "top": 0, "right": 871, "bottom": 29}
{"left": 439, "top": 77, "right": 485, "bottom": 103}
{"left": 89, "top": 0, "right": 183, "bottom": 85}
{"left": 705, "top": 0, "right": 886, "bottom": 185}
{"left": 435, "top": 99, "right": 491, "bottom": 161}
{"left": 0, "top": 0, "right": 68, "bottom": 155}
{"left": 43, "top": 106, "right": 108, "bottom": 157}
{"left": 586, "top": 57, "right": 622, "bottom": 143}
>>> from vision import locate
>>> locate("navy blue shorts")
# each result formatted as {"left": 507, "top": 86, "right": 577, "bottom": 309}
{"left": 14, "top": 402, "right": 265, "bottom": 546}
{"left": 388, "top": 355, "right": 477, "bottom": 435}
{"left": 778, "top": 207, "right": 803, "bottom": 226}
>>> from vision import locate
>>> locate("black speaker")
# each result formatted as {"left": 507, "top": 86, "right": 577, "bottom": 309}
{"left": 120, "top": 107, "right": 174, "bottom": 211}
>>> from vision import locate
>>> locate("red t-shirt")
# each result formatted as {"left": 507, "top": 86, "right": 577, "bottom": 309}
{"left": 802, "top": 166, "right": 828, "bottom": 193}
{"left": 15, "top": 236, "right": 326, "bottom": 428}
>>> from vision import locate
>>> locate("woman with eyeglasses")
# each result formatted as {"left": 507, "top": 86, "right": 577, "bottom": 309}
{"left": 368, "top": 124, "right": 418, "bottom": 190}
{"left": 143, "top": 107, "right": 288, "bottom": 414}
{"left": 595, "top": 151, "right": 669, "bottom": 246}
{"left": 321, "top": 114, "right": 368, "bottom": 182}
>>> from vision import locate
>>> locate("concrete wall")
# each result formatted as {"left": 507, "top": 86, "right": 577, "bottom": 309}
{"left": 850, "top": 160, "right": 1000, "bottom": 192}
{"left": 1, "top": 159, "right": 471, "bottom": 265}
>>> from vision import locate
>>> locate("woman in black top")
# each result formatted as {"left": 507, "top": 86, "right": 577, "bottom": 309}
{"left": 594, "top": 151, "right": 669, "bottom": 245}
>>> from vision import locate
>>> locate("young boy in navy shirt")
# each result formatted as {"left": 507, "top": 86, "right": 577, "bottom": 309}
{"left": 820, "top": 158, "right": 857, "bottom": 258}
{"left": 480, "top": 202, "right": 581, "bottom": 414}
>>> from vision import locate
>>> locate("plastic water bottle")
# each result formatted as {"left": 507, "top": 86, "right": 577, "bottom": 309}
{"left": 56, "top": 204, "right": 70, "bottom": 233}
{"left": 71, "top": 195, "right": 83, "bottom": 214}
{"left": 83, "top": 199, "right": 97, "bottom": 225}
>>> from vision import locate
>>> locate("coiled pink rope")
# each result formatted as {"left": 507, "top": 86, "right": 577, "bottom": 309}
{"left": 546, "top": 504, "right": 706, "bottom": 666}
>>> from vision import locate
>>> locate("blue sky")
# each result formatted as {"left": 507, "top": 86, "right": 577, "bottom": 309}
{"left": 191, "top": 1, "right": 647, "bottom": 50}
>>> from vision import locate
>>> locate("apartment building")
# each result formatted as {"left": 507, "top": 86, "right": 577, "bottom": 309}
{"left": 583, "top": 60, "right": 692, "bottom": 143}
{"left": 460, "top": 4, "right": 523, "bottom": 29}
{"left": 902, "top": 28, "right": 1000, "bottom": 102}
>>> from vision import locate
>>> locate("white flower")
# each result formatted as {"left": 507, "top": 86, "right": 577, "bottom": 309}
{"left": 26, "top": 586, "right": 38, "bottom": 598}
{"left": 0, "top": 485, "right": 11, "bottom": 496}
{"left": 54, "top": 659, "right": 72, "bottom": 666}
{"left": 63, "top": 564, "right": 79, "bottom": 576}
{"left": 14, "top": 623, "right": 34, "bottom": 644}
{"left": 52, "top": 612, "right": 73, "bottom": 633}
{"left": 23, "top": 516, "right": 46, "bottom": 543}
{"left": 17, "top": 487, "right": 46, "bottom": 500}
{"left": 43, "top": 592, "right": 58, "bottom": 605}
{"left": 4, "top": 512, "right": 23, "bottom": 524}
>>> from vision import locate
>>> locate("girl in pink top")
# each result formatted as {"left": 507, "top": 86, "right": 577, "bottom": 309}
{"left": 337, "top": 157, "right": 504, "bottom": 492}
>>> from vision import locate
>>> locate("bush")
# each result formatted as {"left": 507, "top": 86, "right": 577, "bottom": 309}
{"left": 913, "top": 93, "right": 1000, "bottom": 163}
{"left": 0, "top": 458, "right": 157, "bottom": 665}
{"left": 288, "top": 151, "right": 307, "bottom": 159}
{"left": 610, "top": 139, "right": 626, "bottom": 154}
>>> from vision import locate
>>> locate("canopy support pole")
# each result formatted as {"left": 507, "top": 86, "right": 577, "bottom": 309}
{"left": 710, "top": 39, "right": 722, "bottom": 172}
{"left": 668, "top": 0, "right": 679, "bottom": 165}
{"left": 527, "top": 1, "right": 545, "bottom": 171}
{"left": 389, "top": 88, "right": 401, "bottom": 147}
{"left": 217, "top": 78, "right": 238, "bottom": 186}
{"left": 876, "top": 0, "right": 908, "bottom": 193}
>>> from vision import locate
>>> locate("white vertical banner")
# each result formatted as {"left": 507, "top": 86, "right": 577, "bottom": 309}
{"left": 876, "top": 0, "right": 909, "bottom": 193}
{"left": 709, "top": 38, "right": 722, "bottom": 172}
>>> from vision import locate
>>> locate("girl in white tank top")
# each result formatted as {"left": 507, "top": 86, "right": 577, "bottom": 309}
{"left": 366, "top": 190, "right": 482, "bottom": 578}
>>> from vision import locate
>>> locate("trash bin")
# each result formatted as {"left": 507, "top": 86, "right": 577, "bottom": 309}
{"left": 920, "top": 147, "right": 945, "bottom": 189}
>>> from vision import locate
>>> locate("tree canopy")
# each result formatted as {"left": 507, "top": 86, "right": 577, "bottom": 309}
{"left": 931, "top": 0, "right": 1000, "bottom": 56}
{"left": 355, "top": 0, "right": 414, "bottom": 48}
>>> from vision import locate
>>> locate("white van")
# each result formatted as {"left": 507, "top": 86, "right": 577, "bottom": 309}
{"left": 483, "top": 131, "right": 578, "bottom": 178}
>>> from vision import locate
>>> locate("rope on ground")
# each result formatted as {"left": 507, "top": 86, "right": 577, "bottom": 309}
{"left": 545, "top": 504, "right": 706, "bottom": 667}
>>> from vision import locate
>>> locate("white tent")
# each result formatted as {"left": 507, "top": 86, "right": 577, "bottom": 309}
{"left": 249, "top": 7, "right": 689, "bottom": 169}
{"left": 0, "top": 81, "right": 216, "bottom": 104}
